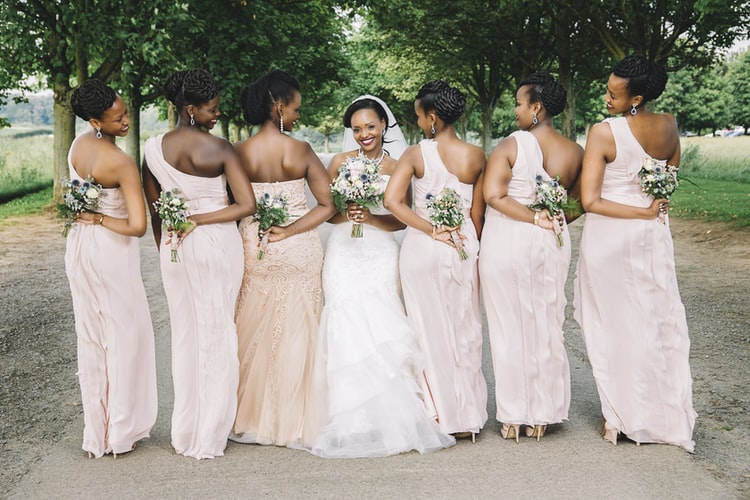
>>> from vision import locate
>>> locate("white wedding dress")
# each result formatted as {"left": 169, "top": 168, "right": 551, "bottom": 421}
{"left": 311, "top": 178, "right": 455, "bottom": 458}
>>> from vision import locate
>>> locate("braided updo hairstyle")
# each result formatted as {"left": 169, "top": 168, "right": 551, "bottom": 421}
{"left": 612, "top": 55, "right": 668, "bottom": 102}
{"left": 416, "top": 80, "right": 466, "bottom": 125}
{"left": 164, "top": 69, "right": 219, "bottom": 110}
{"left": 519, "top": 72, "right": 567, "bottom": 117}
{"left": 71, "top": 79, "right": 118, "bottom": 121}
{"left": 240, "top": 69, "right": 300, "bottom": 125}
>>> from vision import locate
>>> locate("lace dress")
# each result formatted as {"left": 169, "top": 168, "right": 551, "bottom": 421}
{"left": 311, "top": 176, "right": 455, "bottom": 457}
{"left": 399, "top": 139, "right": 488, "bottom": 435}
{"left": 232, "top": 178, "right": 325, "bottom": 449}
{"left": 479, "top": 130, "right": 571, "bottom": 428}
{"left": 574, "top": 116, "right": 696, "bottom": 451}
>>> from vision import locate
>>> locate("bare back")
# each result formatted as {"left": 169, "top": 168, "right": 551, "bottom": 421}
{"left": 69, "top": 134, "right": 135, "bottom": 188}
{"left": 623, "top": 112, "right": 680, "bottom": 162}
{"left": 432, "top": 135, "right": 485, "bottom": 184}
{"left": 235, "top": 126, "right": 318, "bottom": 182}
{"left": 532, "top": 127, "right": 584, "bottom": 191}
{"left": 161, "top": 127, "right": 234, "bottom": 178}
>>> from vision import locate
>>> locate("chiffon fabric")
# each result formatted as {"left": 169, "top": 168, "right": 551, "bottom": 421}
{"left": 479, "top": 131, "right": 571, "bottom": 428}
{"left": 399, "top": 139, "right": 488, "bottom": 435}
{"left": 64, "top": 141, "right": 157, "bottom": 458}
{"left": 574, "top": 117, "right": 696, "bottom": 452}
{"left": 232, "top": 179, "right": 325, "bottom": 449}
{"left": 312, "top": 177, "right": 455, "bottom": 458}
{"left": 144, "top": 135, "right": 243, "bottom": 460}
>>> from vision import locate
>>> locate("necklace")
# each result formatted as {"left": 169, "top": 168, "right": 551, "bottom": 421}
{"left": 358, "top": 148, "right": 386, "bottom": 164}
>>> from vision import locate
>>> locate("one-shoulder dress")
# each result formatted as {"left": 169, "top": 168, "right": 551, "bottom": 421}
{"left": 399, "top": 139, "right": 488, "bottom": 436}
{"left": 144, "top": 134, "right": 244, "bottom": 459}
{"left": 574, "top": 116, "right": 696, "bottom": 451}
{"left": 479, "top": 130, "right": 571, "bottom": 428}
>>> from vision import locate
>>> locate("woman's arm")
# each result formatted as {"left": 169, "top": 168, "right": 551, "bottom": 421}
{"left": 188, "top": 144, "right": 256, "bottom": 227}
{"left": 581, "top": 123, "right": 665, "bottom": 219}
{"left": 141, "top": 158, "right": 163, "bottom": 247}
{"left": 76, "top": 155, "right": 148, "bottom": 237}
{"left": 470, "top": 169, "right": 486, "bottom": 238}
{"left": 267, "top": 143, "right": 336, "bottom": 242}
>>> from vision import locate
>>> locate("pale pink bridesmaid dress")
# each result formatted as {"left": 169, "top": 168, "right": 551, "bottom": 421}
{"left": 65, "top": 140, "right": 158, "bottom": 458}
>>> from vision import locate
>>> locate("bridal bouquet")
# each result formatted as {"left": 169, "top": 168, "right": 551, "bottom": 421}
{"left": 153, "top": 188, "right": 191, "bottom": 263}
{"left": 57, "top": 177, "right": 104, "bottom": 237}
{"left": 253, "top": 192, "right": 289, "bottom": 259}
{"left": 638, "top": 157, "right": 679, "bottom": 223}
{"left": 528, "top": 175, "right": 568, "bottom": 247}
{"left": 425, "top": 187, "right": 469, "bottom": 260}
{"left": 330, "top": 153, "right": 385, "bottom": 237}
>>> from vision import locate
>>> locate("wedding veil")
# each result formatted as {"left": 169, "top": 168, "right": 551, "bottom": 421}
{"left": 341, "top": 95, "right": 408, "bottom": 160}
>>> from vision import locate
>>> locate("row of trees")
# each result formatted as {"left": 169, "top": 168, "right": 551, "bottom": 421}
{"left": 1, "top": 1, "right": 749, "bottom": 200}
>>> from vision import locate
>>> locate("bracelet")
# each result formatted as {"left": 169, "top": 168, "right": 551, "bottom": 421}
{"left": 533, "top": 212, "right": 540, "bottom": 226}
{"left": 98, "top": 214, "right": 104, "bottom": 225}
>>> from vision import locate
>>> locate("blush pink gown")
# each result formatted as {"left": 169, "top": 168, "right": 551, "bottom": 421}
{"left": 231, "top": 179, "right": 325, "bottom": 449}
{"left": 399, "top": 139, "right": 487, "bottom": 436}
{"left": 479, "top": 131, "right": 571, "bottom": 429}
{"left": 64, "top": 142, "right": 157, "bottom": 458}
{"left": 144, "top": 135, "right": 243, "bottom": 459}
{"left": 574, "top": 117, "right": 696, "bottom": 451}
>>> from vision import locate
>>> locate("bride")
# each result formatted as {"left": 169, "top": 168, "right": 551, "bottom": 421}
{"left": 311, "top": 95, "right": 455, "bottom": 458}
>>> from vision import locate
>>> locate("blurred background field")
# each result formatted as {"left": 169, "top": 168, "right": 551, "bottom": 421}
{"left": 0, "top": 127, "right": 748, "bottom": 228}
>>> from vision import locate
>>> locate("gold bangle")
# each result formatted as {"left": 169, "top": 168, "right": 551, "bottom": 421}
{"left": 533, "top": 212, "right": 540, "bottom": 226}
{"left": 98, "top": 214, "right": 105, "bottom": 225}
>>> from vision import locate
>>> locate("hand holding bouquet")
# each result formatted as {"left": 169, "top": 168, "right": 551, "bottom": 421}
{"left": 528, "top": 175, "right": 568, "bottom": 246}
{"left": 638, "top": 157, "right": 679, "bottom": 224}
{"left": 425, "top": 187, "right": 469, "bottom": 260}
{"left": 153, "top": 188, "right": 192, "bottom": 262}
{"left": 57, "top": 177, "right": 104, "bottom": 237}
{"left": 253, "top": 192, "right": 290, "bottom": 259}
{"left": 330, "top": 153, "right": 385, "bottom": 237}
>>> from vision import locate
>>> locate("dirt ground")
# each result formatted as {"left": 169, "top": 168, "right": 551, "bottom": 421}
{"left": 0, "top": 213, "right": 748, "bottom": 495}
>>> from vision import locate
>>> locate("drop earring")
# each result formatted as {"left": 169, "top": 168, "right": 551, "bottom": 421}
{"left": 532, "top": 113, "right": 538, "bottom": 126}
{"left": 278, "top": 106, "right": 284, "bottom": 133}
{"left": 95, "top": 127, "right": 102, "bottom": 139}
{"left": 190, "top": 114, "right": 195, "bottom": 126}
{"left": 430, "top": 123, "right": 436, "bottom": 136}
{"left": 631, "top": 104, "right": 638, "bottom": 116}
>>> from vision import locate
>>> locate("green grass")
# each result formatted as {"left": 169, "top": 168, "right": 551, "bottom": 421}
{"left": 0, "top": 186, "right": 54, "bottom": 222}
{"left": 672, "top": 136, "right": 750, "bottom": 229}
{"left": 0, "top": 129, "right": 54, "bottom": 201}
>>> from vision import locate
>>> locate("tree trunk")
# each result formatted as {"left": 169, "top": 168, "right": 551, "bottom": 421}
{"left": 125, "top": 95, "right": 143, "bottom": 169}
{"left": 53, "top": 83, "right": 76, "bottom": 203}
{"left": 168, "top": 103, "right": 177, "bottom": 129}
{"left": 555, "top": 3, "right": 576, "bottom": 140}
{"left": 480, "top": 102, "right": 493, "bottom": 154}
{"left": 221, "top": 119, "right": 229, "bottom": 140}
{"left": 324, "top": 133, "right": 329, "bottom": 154}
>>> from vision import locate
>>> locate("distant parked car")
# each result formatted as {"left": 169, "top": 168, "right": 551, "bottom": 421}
{"left": 682, "top": 131, "right": 697, "bottom": 137}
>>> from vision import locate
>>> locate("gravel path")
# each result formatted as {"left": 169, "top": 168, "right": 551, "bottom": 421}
{"left": 0, "top": 213, "right": 748, "bottom": 498}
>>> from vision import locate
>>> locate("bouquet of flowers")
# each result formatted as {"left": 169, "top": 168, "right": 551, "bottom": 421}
{"left": 528, "top": 175, "right": 568, "bottom": 246}
{"left": 330, "top": 153, "right": 385, "bottom": 237}
{"left": 638, "top": 157, "right": 679, "bottom": 223}
{"left": 253, "top": 192, "right": 290, "bottom": 259}
{"left": 153, "top": 188, "right": 191, "bottom": 263}
{"left": 425, "top": 187, "right": 469, "bottom": 260}
{"left": 57, "top": 177, "right": 104, "bottom": 237}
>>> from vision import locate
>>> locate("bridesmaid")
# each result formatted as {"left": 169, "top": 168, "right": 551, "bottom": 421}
{"left": 480, "top": 73, "right": 582, "bottom": 442}
{"left": 230, "top": 69, "right": 335, "bottom": 449}
{"left": 66, "top": 79, "right": 157, "bottom": 458}
{"left": 384, "top": 80, "right": 488, "bottom": 441}
{"left": 574, "top": 55, "right": 696, "bottom": 451}
{"left": 142, "top": 69, "right": 255, "bottom": 459}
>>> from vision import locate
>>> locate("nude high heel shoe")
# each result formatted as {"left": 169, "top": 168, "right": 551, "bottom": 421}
{"left": 525, "top": 425, "right": 547, "bottom": 442}
{"left": 601, "top": 417, "right": 618, "bottom": 446}
{"left": 500, "top": 423, "right": 520, "bottom": 443}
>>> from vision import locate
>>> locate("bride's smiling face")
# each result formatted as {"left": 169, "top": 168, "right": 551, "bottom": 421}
{"left": 350, "top": 108, "right": 385, "bottom": 154}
